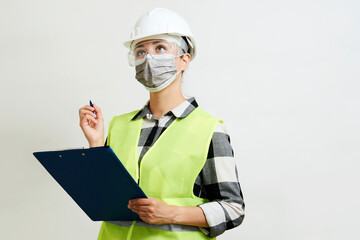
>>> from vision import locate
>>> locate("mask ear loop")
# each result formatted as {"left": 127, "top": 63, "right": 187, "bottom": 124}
{"left": 176, "top": 44, "right": 187, "bottom": 74}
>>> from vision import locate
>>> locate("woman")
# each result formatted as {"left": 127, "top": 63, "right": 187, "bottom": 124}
{"left": 79, "top": 8, "right": 244, "bottom": 240}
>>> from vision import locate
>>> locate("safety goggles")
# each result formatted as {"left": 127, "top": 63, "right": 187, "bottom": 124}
{"left": 128, "top": 39, "right": 185, "bottom": 66}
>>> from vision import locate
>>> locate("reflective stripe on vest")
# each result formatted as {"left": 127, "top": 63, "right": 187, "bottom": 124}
{"left": 106, "top": 220, "right": 201, "bottom": 232}
{"left": 97, "top": 107, "right": 220, "bottom": 240}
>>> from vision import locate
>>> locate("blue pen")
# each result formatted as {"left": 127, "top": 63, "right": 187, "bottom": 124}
{"left": 89, "top": 100, "right": 96, "bottom": 119}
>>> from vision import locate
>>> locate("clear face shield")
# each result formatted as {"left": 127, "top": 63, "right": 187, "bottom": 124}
{"left": 127, "top": 38, "right": 187, "bottom": 67}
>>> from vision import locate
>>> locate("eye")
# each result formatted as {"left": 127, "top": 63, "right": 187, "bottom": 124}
{"left": 136, "top": 50, "right": 146, "bottom": 57}
{"left": 156, "top": 45, "right": 166, "bottom": 52}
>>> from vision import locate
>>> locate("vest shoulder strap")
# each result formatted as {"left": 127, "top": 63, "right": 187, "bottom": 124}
{"left": 107, "top": 109, "right": 141, "bottom": 146}
{"left": 109, "top": 109, "right": 141, "bottom": 129}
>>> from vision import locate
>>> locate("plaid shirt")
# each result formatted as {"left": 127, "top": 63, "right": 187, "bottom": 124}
{"left": 105, "top": 97, "right": 245, "bottom": 237}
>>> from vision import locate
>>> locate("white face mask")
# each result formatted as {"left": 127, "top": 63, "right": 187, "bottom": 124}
{"left": 135, "top": 54, "right": 181, "bottom": 92}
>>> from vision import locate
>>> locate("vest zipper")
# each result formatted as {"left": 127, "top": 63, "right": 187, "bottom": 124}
{"left": 137, "top": 161, "right": 140, "bottom": 185}
{"left": 137, "top": 158, "right": 142, "bottom": 185}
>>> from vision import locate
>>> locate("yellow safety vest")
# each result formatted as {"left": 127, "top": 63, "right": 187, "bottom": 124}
{"left": 97, "top": 107, "right": 221, "bottom": 240}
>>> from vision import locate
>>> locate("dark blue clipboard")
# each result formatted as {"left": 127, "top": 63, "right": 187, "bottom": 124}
{"left": 33, "top": 146, "right": 147, "bottom": 221}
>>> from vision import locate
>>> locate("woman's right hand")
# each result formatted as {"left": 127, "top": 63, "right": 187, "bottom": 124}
{"left": 79, "top": 103, "right": 104, "bottom": 148}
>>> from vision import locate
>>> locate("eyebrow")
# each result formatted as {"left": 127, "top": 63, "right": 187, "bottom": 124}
{"left": 134, "top": 40, "right": 167, "bottom": 50}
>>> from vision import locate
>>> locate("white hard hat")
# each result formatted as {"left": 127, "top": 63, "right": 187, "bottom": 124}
{"left": 124, "top": 8, "right": 196, "bottom": 60}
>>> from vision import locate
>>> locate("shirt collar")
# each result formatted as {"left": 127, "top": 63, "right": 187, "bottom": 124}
{"left": 131, "top": 97, "right": 198, "bottom": 121}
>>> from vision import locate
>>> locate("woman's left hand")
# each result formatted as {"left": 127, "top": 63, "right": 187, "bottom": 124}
{"left": 128, "top": 197, "right": 177, "bottom": 225}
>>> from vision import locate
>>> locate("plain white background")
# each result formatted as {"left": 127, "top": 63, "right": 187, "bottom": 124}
{"left": 1, "top": 0, "right": 359, "bottom": 239}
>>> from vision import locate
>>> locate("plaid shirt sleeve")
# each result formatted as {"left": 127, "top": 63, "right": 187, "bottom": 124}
{"left": 195, "top": 122, "right": 245, "bottom": 238}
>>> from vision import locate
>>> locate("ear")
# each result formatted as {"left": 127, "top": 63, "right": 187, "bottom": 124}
{"left": 180, "top": 53, "right": 191, "bottom": 71}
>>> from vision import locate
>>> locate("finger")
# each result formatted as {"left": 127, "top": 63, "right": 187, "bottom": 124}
{"left": 128, "top": 201, "right": 151, "bottom": 212}
{"left": 80, "top": 113, "right": 97, "bottom": 126}
{"left": 93, "top": 103, "right": 101, "bottom": 113}
{"left": 79, "top": 108, "right": 95, "bottom": 119}
{"left": 129, "top": 198, "right": 151, "bottom": 206}
{"left": 79, "top": 109, "right": 95, "bottom": 115}
{"left": 92, "top": 103, "right": 103, "bottom": 121}
{"left": 133, "top": 207, "right": 156, "bottom": 217}
{"left": 138, "top": 214, "right": 156, "bottom": 224}
{"left": 128, "top": 203, "right": 147, "bottom": 211}
{"left": 140, "top": 217, "right": 153, "bottom": 224}
{"left": 79, "top": 105, "right": 95, "bottom": 112}
{"left": 79, "top": 109, "right": 97, "bottom": 119}
{"left": 130, "top": 208, "right": 148, "bottom": 216}
{"left": 83, "top": 114, "right": 98, "bottom": 125}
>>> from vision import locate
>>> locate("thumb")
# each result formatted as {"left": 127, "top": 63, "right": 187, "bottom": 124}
{"left": 93, "top": 103, "right": 104, "bottom": 121}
